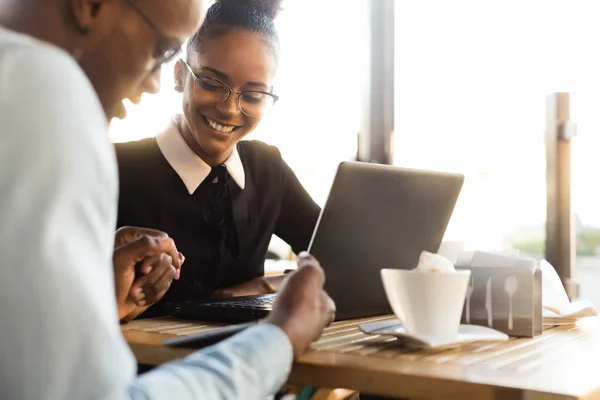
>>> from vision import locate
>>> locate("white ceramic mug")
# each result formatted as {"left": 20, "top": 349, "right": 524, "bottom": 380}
{"left": 381, "top": 268, "right": 471, "bottom": 337}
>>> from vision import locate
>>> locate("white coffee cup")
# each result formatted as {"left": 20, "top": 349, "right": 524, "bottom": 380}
{"left": 381, "top": 268, "right": 471, "bottom": 337}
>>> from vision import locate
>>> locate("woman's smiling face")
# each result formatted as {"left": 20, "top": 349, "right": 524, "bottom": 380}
{"left": 176, "top": 28, "right": 278, "bottom": 165}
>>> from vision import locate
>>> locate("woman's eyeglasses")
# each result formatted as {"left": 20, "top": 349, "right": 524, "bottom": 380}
{"left": 180, "top": 59, "right": 279, "bottom": 118}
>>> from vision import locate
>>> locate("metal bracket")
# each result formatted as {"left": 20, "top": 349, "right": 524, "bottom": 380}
{"left": 558, "top": 121, "right": 577, "bottom": 140}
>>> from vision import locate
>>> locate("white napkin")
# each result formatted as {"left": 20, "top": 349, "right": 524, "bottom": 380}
{"left": 542, "top": 301, "right": 597, "bottom": 325}
{"left": 453, "top": 251, "right": 598, "bottom": 325}
{"left": 415, "top": 251, "right": 456, "bottom": 272}
{"left": 538, "top": 259, "right": 597, "bottom": 324}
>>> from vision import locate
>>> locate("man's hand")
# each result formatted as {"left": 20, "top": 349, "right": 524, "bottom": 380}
{"left": 265, "top": 252, "right": 336, "bottom": 358}
{"left": 113, "top": 227, "right": 183, "bottom": 321}
{"left": 211, "top": 275, "right": 285, "bottom": 298}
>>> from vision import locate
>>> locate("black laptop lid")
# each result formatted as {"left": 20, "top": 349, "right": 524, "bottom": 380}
{"left": 308, "top": 162, "right": 464, "bottom": 320}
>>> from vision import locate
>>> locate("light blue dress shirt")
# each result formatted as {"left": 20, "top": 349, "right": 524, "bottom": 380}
{"left": 0, "top": 26, "right": 293, "bottom": 400}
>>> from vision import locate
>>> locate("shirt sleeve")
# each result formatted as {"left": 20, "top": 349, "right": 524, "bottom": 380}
{"left": 0, "top": 38, "right": 292, "bottom": 400}
{"left": 274, "top": 155, "right": 322, "bottom": 254}
{"left": 131, "top": 323, "right": 293, "bottom": 399}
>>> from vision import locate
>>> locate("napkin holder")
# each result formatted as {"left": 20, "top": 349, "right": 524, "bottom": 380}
{"left": 455, "top": 265, "right": 542, "bottom": 337}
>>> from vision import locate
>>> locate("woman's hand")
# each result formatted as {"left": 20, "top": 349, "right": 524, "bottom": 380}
{"left": 113, "top": 227, "right": 184, "bottom": 322}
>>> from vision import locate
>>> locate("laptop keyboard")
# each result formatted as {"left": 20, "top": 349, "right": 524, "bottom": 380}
{"left": 205, "top": 294, "right": 277, "bottom": 308}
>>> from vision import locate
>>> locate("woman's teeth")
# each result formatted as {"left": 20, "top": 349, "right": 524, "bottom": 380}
{"left": 206, "top": 117, "right": 236, "bottom": 133}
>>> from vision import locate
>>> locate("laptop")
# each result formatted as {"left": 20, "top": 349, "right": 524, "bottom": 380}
{"left": 164, "top": 161, "right": 464, "bottom": 323}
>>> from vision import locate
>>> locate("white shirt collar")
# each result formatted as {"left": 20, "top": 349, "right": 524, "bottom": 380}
{"left": 156, "top": 116, "right": 245, "bottom": 194}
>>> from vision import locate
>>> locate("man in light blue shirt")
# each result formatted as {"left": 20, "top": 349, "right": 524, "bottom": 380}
{"left": 0, "top": 0, "right": 336, "bottom": 399}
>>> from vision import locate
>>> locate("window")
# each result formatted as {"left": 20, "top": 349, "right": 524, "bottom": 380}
{"left": 394, "top": 0, "right": 600, "bottom": 304}
{"left": 250, "top": 0, "right": 368, "bottom": 206}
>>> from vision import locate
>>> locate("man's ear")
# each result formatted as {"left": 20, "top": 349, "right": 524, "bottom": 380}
{"left": 69, "top": 0, "right": 106, "bottom": 34}
{"left": 174, "top": 59, "right": 185, "bottom": 92}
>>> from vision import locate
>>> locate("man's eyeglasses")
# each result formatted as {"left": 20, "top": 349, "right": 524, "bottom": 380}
{"left": 180, "top": 59, "right": 279, "bottom": 118}
{"left": 122, "top": 0, "right": 182, "bottom": 72}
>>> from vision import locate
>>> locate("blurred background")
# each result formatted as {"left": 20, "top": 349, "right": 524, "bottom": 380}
{"left": 110, "top": 0, "right": 600, "bottom": 307}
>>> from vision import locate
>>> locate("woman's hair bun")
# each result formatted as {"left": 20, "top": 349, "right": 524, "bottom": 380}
{"left": 215, "top": 0, "right": 283, "bottom": 20}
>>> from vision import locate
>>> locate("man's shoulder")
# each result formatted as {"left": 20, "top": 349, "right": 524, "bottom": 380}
{"left": 0, "top": 27, "right": 103, "bottom": 128}
{"left": 0, "top": 26, "right": 48, "bottom": 52}
{"left": 0, "top": 27, "right": 80, "bottom": 78}
{"left": 0, "top": 27, "right": 114, "bottom": 190}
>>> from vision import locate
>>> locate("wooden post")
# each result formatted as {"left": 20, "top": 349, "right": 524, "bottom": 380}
{"left": 545, "top": 93, "right": 579, "bottom": 299}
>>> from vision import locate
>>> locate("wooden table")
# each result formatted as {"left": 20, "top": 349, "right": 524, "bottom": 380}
{"left": 123, "top": 315, "right": 600, "bottom": 399}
